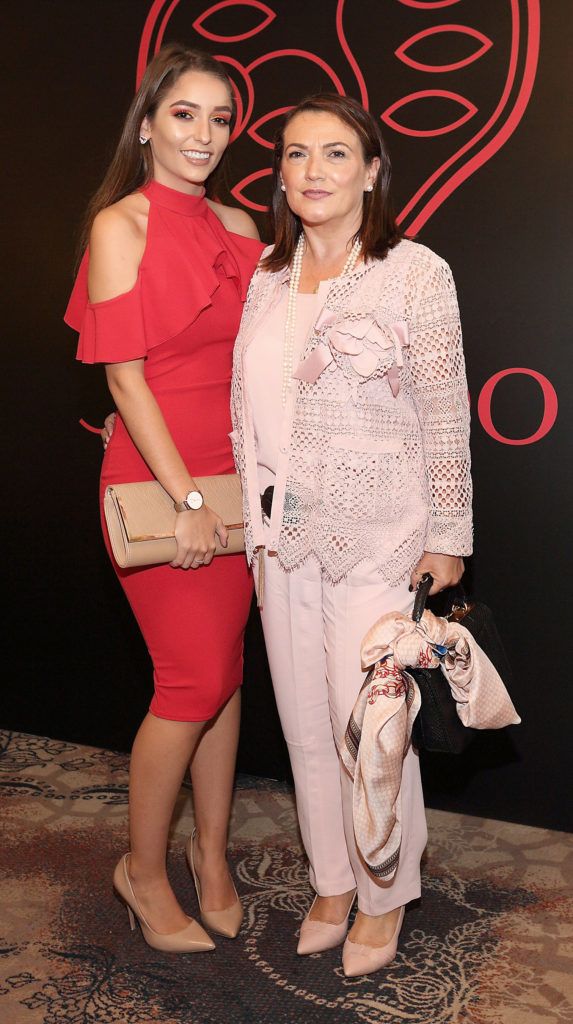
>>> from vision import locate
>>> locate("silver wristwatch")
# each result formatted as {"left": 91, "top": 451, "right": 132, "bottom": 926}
{"left": 174, "top": 489, "right": 204, "bottom": 513}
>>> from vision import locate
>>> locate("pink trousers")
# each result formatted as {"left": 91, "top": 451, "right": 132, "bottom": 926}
{"left": 257, "top": 548, "right": 428, "bottom": 915}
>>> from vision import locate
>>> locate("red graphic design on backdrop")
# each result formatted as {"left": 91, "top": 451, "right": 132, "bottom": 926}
{"left": 398, "top": 0, "right": 463, "bottom": 9}
{"left": 477, "top": 370, "right": 558, "bottom": 446}
{"left": 193, "top": 0, "right": 275, "bottom": 42}
{"left": 398, "top": 0, "right": 540, "bottom": 235}
{"left": 381, "top": 90, "right": 478, "bottom": 138}
{"left": 137, "top": 0, "right": 540, "bottom": 234}
{"left": 395, "top": 25, "right": 493, "bottom": 73}
{"left": 76, "top": 2, "right": 551, "bottom": 443}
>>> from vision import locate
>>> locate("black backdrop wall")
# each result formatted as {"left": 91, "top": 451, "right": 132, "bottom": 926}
{"left": 2, "top": 1, "right": 571, "bottom": 831}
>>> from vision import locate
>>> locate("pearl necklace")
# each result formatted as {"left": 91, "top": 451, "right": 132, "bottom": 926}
{"left": 282, "top": 234, "right": 362, "bottom": 406}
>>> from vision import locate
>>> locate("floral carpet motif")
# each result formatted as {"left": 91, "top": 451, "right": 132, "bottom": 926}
{"left": 0, "top": 730, "right": 571, "bottom": 1024}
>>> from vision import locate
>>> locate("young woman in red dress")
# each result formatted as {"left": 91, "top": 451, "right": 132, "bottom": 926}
{"left": 65, "top": 45, "right": 264, "bottom": 952}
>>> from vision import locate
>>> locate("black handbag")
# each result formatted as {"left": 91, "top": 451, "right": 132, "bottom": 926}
{"left": 409, "top": 574, "right": 513, "bottom": 754}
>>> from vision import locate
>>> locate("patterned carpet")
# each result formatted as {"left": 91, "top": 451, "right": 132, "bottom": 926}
{"left": 0, "top": 731, "right": 571, "bottom": 1024}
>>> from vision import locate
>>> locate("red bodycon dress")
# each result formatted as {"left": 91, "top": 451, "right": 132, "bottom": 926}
{"left": 65, "top": 179, "right": 264, "bottom": 721}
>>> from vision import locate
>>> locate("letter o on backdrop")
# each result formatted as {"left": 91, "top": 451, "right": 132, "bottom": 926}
{"left": 477, "top": 368, "right": 558, "bottom": 445}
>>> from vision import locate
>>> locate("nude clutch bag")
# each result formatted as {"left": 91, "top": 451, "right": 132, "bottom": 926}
{"left": 103, "top": 474, "right": 245, "bottom": 569}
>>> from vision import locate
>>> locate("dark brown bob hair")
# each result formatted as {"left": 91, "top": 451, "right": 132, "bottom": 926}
{"left": 78, "top": 43, "right": 234, "bottom": 255}
{"left": 262, "top": 93, "right": 401, "bottom": 273}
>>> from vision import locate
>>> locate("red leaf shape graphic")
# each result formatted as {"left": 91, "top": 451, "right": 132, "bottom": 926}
{"left": 246, "top": 49, "right": 345, "bottom": 95}
{"left": 382, "top": 90, "right": 477, "bottom": 138}
{"left": 231, "top": 168, "right": 273, "bottom": 211}
{"left": 247, "top": 106, "right": 294, "bottom": 149}
{"left": 396, "top": 25, "right": 493, "bottom": 73}
{"left": 193, "top": 0, "right": 275, "bottom": 43}
{"left": 398, "top": 0, "right": 462, "bottom": 8}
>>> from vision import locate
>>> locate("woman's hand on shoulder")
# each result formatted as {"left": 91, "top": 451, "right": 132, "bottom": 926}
{"left": 172, "top": 506, "right": 229, "bottom": 570}
{"left": 88, "top": 203, "right": 146, "bottom": 303}
{"left": 410, "top": 552, "right": 464, "bottom": 595}
{"left": 209, "top": 202, "right": 260, "bottom": 240}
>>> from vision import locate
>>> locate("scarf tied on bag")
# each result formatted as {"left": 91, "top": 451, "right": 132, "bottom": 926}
{"left": 340, "top": 608, "right": 520, "bottom": 881}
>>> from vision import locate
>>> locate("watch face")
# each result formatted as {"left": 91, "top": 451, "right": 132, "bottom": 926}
{"left": 186, "top": 490, "right": 204, "bottom": 510}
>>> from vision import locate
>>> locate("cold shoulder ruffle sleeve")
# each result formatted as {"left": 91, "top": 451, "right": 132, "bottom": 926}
{"left": 64, "top": 183, "right": 263, "bottom": 364}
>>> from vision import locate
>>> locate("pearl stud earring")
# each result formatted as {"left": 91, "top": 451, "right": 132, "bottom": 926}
{"left": 139, "top": 135, "right": 149, "bottom": 145}
{"left": 365, "top": 184, "right": 373, "bottom": 192}
{"left": 280, "top": 183, "right": 286, "bottom": 191}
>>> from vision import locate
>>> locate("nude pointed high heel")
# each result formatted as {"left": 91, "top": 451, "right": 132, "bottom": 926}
{"left": 342, "top": 905, "right": 405, "bottom": 977}
{"left": 186, "top": 829, "right": 243, "bottom": 939}
{"left": 297, "top": 890, "right": 357, "bottom": 955}
{"left": 113, "top": 854, "right": 215, "bottom": 953}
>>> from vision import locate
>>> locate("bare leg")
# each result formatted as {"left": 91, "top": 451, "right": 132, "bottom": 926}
{"left": 128, "top": 712, "right": 205, "bottom": 934}
{"left": 189, "top": 689, "right": 241, "bottom": 911}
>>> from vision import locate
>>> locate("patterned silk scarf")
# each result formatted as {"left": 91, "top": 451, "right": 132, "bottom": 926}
{"left": 341, "top": 609, "right": 520, "bottom": 881}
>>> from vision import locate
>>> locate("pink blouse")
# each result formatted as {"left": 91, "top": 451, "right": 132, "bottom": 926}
{"left": 244, "top": 290, "right": 319, "bottom": 492}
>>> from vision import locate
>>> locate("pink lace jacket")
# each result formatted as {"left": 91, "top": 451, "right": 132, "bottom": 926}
{"left": 230, "top": 238, "right": 473, "bottom": 584}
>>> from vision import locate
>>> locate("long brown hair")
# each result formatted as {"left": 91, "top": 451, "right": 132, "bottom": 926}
{"left": 261, "top": 93, "right": 401, "bottom": 273}
{"left": 78, "top": 43, "right": 235, "bottom": 257}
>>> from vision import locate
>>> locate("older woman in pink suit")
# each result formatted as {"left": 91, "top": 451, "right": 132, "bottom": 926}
{"left": 231, "top": 93, "right": 472, "bottom": 977}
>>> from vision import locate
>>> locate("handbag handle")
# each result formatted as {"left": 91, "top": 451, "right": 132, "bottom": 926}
{"left": 412, "top": 572, "right": 434, "bottom": 622}
{"left": 412, "top": 572, "right": 473, "bottom": 624}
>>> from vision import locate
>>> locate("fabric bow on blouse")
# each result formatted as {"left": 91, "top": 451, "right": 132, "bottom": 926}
{"left": 340, "top": 609, "right": 520, "bottom": 882}
{"left": 294, "top": 312, "right": 409, "bottom": 397}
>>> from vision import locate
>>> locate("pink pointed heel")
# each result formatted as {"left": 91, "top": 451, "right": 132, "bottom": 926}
{"left": 342, "top": 906, "right": 405, "bottom": 977}
{"left": 186, "top": 828, "right": 243, "bottom": 939}
{"left": 297, "top": 890, "right": 356, "bottom": 955}
{"left": 113, "top": 854, "right": 215, "bottom": 953}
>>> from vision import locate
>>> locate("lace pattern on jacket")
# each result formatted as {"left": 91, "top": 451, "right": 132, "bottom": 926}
{"left": 231, "top": 239, "right": 472, "bottom": 584}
